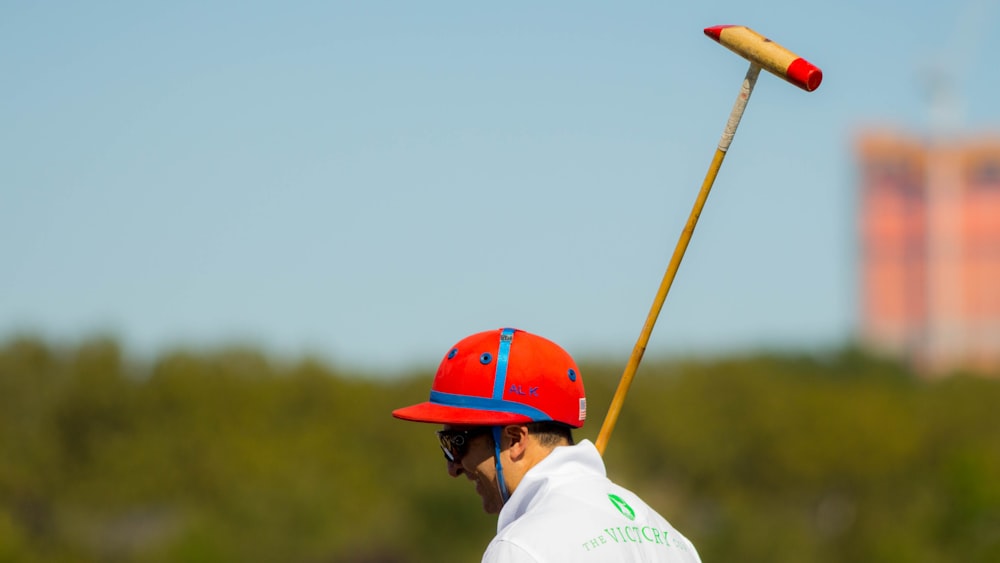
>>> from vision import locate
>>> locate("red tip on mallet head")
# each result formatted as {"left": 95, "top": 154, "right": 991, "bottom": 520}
{"left": 704, "top": 25, "right": 822, "bottom": 92}
{"left": 703, "top": 24, "right": 731, "bottom": 42}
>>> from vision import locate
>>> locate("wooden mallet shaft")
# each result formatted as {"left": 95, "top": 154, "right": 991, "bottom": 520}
{"left": 594, "top": 26, "right": 822, "bottom": 456}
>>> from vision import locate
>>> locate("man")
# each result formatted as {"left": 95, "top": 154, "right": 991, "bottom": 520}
{"left": 393, "top": 327, "right": 702, "bottom": 562}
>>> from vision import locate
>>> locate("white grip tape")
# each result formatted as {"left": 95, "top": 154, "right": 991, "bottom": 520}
{"left": 718, "top": 64, "right": 761, "bottom": 152}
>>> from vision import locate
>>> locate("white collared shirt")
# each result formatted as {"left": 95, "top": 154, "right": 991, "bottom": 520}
{"left": 483, "top": 439, "right": 702, "bottom": 562}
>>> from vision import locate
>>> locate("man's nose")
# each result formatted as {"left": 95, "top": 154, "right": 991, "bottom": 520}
{"left": 446, "top": 458, "right": 464, "bottom": 478}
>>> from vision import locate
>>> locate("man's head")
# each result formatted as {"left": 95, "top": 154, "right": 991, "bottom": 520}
{"left": 392, "top": 328, "right": 586, "bottom": 512}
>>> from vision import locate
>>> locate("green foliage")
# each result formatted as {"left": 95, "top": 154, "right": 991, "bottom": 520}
{"left": 0, "top": 337, "right": 998, "bottom": 562}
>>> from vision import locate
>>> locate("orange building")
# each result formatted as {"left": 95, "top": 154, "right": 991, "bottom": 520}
{"left": 857, "top": 130, "right": 1000, "bottom": 376}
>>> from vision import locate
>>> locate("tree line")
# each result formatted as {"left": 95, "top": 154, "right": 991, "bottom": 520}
{"left": 0, "top": 336, "right": 998, "bottom": 562}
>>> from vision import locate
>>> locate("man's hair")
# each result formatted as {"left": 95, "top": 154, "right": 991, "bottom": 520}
{"left": 526, "top": 421, "right": 574, "bottom": 447}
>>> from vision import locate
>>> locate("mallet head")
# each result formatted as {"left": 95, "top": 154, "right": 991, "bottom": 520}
{"left": 704, "top": 25, "right": 822, "bottom": 92}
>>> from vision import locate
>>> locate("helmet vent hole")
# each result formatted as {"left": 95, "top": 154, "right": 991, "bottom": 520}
{"left": 447, "top": 348, "right": 458, "bottom": 360}
{"left": 568, "top": 369, "right": 577, "bottom": 382}
{"left": 479, "top": 352, "right": 493, "bottom": 365}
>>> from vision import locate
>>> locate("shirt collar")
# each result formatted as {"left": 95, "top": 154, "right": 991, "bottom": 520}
{"left": 497, "top": 439, "right": 607, "bottom": 532}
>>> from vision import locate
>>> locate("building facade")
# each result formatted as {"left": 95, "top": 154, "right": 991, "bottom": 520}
{"left": 857, "top": 130, "right": 1000, "bottom": 376}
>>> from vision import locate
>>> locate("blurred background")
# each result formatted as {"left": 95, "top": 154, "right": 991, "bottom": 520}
{"left": 2, "top": 1, "right": 999, "bottom": 562}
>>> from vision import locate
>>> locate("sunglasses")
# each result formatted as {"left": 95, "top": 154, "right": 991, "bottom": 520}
{"left": 436, "top": 427, "right": 491, "bottom": 463}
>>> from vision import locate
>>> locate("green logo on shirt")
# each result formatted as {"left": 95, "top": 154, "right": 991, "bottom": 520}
{"left": 608, "top": 494, "right": 635, "bottom": 521}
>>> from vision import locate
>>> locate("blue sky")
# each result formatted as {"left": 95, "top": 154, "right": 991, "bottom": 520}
{"left": 2, "top": 1, "right": 998, "bottom": 373}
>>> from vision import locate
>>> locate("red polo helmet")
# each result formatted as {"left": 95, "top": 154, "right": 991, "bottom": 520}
{"left": 392, "top": 328, "right": 587, "bottom": 428}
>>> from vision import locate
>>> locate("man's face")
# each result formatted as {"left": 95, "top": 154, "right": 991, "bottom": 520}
{"left": 440, "top": 425, "right": 505, "bottom": 514}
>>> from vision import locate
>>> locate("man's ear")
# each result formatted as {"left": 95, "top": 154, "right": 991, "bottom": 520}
{"left": 504, "top": 425, "right": 530, "bottom": 460}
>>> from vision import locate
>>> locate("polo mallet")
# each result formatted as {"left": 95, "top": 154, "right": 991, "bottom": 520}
{"left": 594, "top": 25, "right": 822, "bottom": 456}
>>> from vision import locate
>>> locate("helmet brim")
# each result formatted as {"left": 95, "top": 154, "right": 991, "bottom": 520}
{"left": 391, "top": 401, "right": 534, "bottom": 426}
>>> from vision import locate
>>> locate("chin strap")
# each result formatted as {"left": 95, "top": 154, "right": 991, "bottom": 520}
{"left": 491, "top": 425, "right": 510, "bottom": 503}
{"left": 490, "top": 329, "right": 516, "bottom": 505}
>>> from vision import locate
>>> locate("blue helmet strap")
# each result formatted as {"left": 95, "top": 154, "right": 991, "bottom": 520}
{"left": 491, "top": 425, "right": 510, "bottom": 503}
{"left": 491, "top": 328, "right": 516, "bottom": 505}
